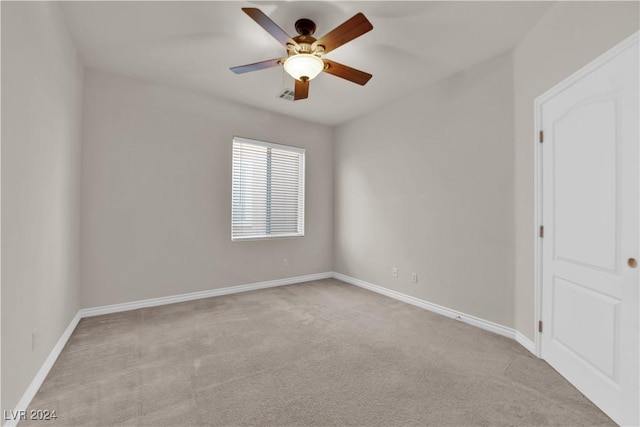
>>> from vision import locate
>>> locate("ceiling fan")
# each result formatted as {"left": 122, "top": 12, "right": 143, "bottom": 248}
{"left": 230, "top": 8, "right": 373, "bottom": 100}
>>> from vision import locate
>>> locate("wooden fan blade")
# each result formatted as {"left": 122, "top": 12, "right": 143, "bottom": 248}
{"left": 242, "top": 8, "right": 296, "bottom": 47}
{"left": 294, "top": 79, "right": 309, "bottom": 100}
{"left": 313, "top": 13, "right": 373, "bottom": 54}
{"left": 322, "top": 59, "right": 372, "bottom": 86}
{"left": 230, "top": 58, "right": 283, "bottom": 74}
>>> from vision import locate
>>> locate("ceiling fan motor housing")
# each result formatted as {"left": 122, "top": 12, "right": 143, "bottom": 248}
{"left": 291, "top": 18, "right": 322, "bottom": 55}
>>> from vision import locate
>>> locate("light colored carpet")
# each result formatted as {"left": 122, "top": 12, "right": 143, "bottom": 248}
{"left": 24, "top": 279, "right": 613, "bottom": 426}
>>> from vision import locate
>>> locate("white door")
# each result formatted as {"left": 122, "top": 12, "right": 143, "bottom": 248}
{"left": 538, "top": 33, "right": 639, "bottom": 426}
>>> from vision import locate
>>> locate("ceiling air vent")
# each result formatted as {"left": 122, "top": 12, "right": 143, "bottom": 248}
{"left": 277, "top": 89, "right": 295, "bottom": 101}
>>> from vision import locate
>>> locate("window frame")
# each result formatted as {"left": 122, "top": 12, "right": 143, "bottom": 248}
{"left": 231, "top": 136, "right": 306, "bottom": 242}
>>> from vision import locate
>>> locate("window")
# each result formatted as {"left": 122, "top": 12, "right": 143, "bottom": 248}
{"left": 232, "top": 137, "right": 305, "bottom": 240}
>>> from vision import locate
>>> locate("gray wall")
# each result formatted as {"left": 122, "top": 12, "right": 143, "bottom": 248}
{"left": 334, "top": 53, "right": 515, "bottom": 327}
{"left": 513, "top": 1, "right": 639, "bottom": 340}
{"left": 1, "top": 2, "right": 83, "bottom": 414}
{"left": 80, "top": 70, "right": 333, "bottom": 308}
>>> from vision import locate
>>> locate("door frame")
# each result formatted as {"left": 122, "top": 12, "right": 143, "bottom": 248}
{"left": 533, "top": 31, "right": 639, "bottom": 359}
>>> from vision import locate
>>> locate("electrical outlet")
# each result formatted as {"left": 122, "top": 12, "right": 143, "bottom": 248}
{"left": 32, "top": 328, "right": 37, "bottom": 351}
{"left": 392, "top": 267, "right": 398, "bottom": 278}
{"left": 283, "top": 258, "right": 288, "bottom": 267}
{"left": 412, "top": 273, "right": 418, "bottom": 283}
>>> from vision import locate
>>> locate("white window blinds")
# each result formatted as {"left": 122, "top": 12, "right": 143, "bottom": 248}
{"left": 232, "top": 137, "right": 305, "bottom": 240}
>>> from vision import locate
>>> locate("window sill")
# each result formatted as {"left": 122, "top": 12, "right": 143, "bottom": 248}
{"left": 231, "top": 234, "right": 305, "bottom": 242}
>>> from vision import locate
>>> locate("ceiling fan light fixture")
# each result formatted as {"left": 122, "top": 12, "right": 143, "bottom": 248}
{"left": 283, "top": 54, "right": 324, "bottom": 81}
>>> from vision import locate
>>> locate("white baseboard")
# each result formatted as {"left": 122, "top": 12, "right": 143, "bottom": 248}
{"left": 5, "top": 311, "right": 82, "bottom": 427}
{"left": 80, "top": 272, "right": 333, "bottom": 317}
{"left": 333, "top": 272, "right": 536, "bottom": 352}
{"left": 515, "top": 331, "right": 537, "bottom": 355}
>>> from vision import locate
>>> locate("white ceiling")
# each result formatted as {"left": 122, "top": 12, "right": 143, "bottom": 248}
{"left": 60, "top": 1, "right": 552, "bottom": 126}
